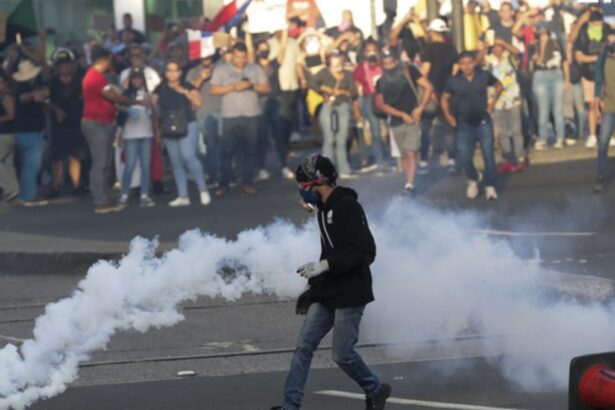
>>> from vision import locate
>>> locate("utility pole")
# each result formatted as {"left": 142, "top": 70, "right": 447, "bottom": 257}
{"left": 426, "top": 0, "right": 439, "bottom": 22}
{"left": 370, "top": 0, "right": 378, "bottom": 40}
{"left": 451, "top": 0, "right": 464, "bottom": 52}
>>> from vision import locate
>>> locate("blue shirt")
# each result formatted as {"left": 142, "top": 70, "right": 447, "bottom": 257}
{"left": 444, "top": 68, "right": 498, "bottom": 126}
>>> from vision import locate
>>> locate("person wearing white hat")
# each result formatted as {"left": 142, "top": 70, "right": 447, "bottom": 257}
{"left": 419, "top": 18, "right": 458, "bottom": 175}
{"left": 12, "top": 59, "right": 49, "bottom": 206}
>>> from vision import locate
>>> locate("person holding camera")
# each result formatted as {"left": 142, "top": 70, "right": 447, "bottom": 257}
{"left": 210, "top": 42, "right": 271, "bottom": 197}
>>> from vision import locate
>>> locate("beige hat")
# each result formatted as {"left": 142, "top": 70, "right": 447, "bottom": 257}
{"left": 13, "top": 60, "right": 41, "bottom": 82}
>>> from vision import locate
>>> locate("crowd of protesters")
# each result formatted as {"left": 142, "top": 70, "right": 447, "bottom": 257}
{"left": 0, "top": 1, "right": 614, "bottom": 213}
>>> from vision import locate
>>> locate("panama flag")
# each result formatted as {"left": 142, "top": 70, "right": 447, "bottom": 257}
{"left": 207, "top": 0, "right": 253, "bottom": 32}
{"left": 187, "top": 30, "right": 215, "bottom": 60}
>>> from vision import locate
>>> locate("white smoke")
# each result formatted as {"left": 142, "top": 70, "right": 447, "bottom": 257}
{"left": 0, "top": 199, "right": 614, "bottom": 408}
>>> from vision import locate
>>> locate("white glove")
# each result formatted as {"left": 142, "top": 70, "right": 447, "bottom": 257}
{"left": 296, "top": 260, "right": 329, "bottom": 279}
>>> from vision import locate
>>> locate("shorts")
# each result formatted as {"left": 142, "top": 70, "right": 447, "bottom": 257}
{"left": 581, "top": 77, "right": 595, "bottom": 104}
{"left": 391, "top": 123, "right": 420, "bottom": 151}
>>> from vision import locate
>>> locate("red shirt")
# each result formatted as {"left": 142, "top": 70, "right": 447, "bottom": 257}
{"left": 82, "top": 67, "right": 116, "bottom": 123}
{"left": 354, "top": 62, "right": 383, "bottom": 97}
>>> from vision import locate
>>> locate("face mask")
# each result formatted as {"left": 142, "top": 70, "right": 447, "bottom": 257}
{"left": 587, "top": 24, "right": 603, "bottom": 42}
{"left": 338, "top": 20, "right": 352, "bottom": 32}
{"left": 288, "top": 27, "right": 302, "bottom": 38}
{"left": 258, "top": 50, "right": 270, "bottom": 60}
{"left": 366, "top": 54, "right": 378, "bottom": 64}
{"left": 299, "top": 189, "right": 321, "bottom": 206}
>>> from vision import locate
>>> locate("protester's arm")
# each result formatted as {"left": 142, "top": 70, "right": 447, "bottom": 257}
{"left": 495, "top": 38, "right": 520, "bottom": 55}
{"left": 245, "top": 29, "right": 256, "bottom": 64}
{"left": 374, "top": 92, "right": 414, "bottom": 124}
{"left": 389, "top": 12, "right": 411, "bottom": 47}
{"left": 209, "top": 68, "right": 251, "bottom": 95}
{"left": 594, "top": 51, "right": 606, "bottom": 100}
{"left": 277, "top": 29, "right": 288, "bottom": 65}
{"left": 0, "top": 95, "right": 14, "bottom": 124}
{"left": 488, "top": 79, "right": 503, "bottom": 114}
{"left": 101, "top": 85, "right": 140, "bottom": 106}
{"left": 441, "top": 89, "right": 457, "bottom": 128}
{"left": 252, "top": 66, "right": 271, "bottom": 95}
{"left": 413, "top": 75, "right": 434, "bottom": 120}
{"left": 326, "top": 31, "right": 353, "bottom": 54}
{"left": 176, "top": 84, "right": 202, "bottom": 109}
{"left": 512, "top": 11, "right": 529, "bottom": 37}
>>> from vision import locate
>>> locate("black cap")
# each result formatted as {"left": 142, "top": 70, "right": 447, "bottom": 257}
{"left": 381, "top": 46, "right": 398, "bottom": 60}
{"left": 52, "top": 48, "right": 75, "bottom": 64}
{"left": 129, "top": 66, "right": 145, "bottom": 80}
{"left": 296, "top": 154, "right": 338, "bottom": 184}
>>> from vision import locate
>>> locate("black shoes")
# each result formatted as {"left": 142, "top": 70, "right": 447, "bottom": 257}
{"left": 366, "top": 383, "right": 391, "bottom": 410}
{"left": 594, "top": 176, "right": 606, "bottom": 194}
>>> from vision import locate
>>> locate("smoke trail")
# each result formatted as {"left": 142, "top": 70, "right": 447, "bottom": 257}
{"left": 0, "top": 199, "right": 614, "bottom": 408}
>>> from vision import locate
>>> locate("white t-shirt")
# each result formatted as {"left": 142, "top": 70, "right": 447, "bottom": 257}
{"left": 122, "top": 90, "right": 153, "bottom": 140}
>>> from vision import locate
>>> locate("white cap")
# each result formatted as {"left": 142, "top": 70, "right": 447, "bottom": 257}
{"left": 428, "top": 18, "right": 450, "bottom": 33}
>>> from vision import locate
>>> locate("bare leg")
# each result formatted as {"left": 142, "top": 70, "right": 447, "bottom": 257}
{"left": 68, "top": 156, "right": 81, "bottom": 189}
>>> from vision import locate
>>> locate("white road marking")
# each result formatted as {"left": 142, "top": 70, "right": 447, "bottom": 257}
{"left": 0, "top": 334, "right": 24, "bottom": 343}
{"left": 472, "top": 229, "right": 596, "bottom": 237}
{"left": 315, "top": 390, "right": 527, "bottom": 410}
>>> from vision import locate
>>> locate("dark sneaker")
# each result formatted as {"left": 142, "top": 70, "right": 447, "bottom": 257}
{"left": 2, "top": 191, "right": 19, "bottom": 203}
{"left": 140, "top": 195, "right": 156, "bottom": 207}
{"left": 402, "top": 184, "right": 415, "bottom": 197}
{"left": 366, "top": 383, "right": 391, "bottom": 410}
{"left": 594, "top": 177, "right": 606, "bottom": 194}
{"left": 94, "top": 203, "right": 122, "bottom": 214}
{"left": 21, "top": 197, "right": 49, "bottom": 207}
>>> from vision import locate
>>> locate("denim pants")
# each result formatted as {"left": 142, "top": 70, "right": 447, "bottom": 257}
{"left": 572, "top": 82, "right": 586, "bottom": 139}
{"left": 320, "top": 103, "right": 352, "bottom": 174}
{"left": 14, "top": 132, "right": 43, "bottom": 201}
{"left": 359, "top": 95, "right": 384, "bottom": 165}
{"left": 122, "top": 137, "right": 152, "bottom": 196}
{"left": 203, "top": 113, "right": 221, "bottom": 185}
{"left": 82, "top": 120, "right": 115, "bottom": 205}
{"left": 163, "top": 121, "right": 206, "bottom": 198}
{"left": 420, "top": 114, "right": 455, "bottom": 161}
{"left": 533, "top": 70, "right": 565, "bottom": 141}
{"left": 220, "top": 116, "right": 259, "bottom": 187}
{"left": 257, "top": 96, "right": 289, "bottom": 169}
{"left": 0, "top": 133, "right": 19, "bottom": 196}
{"left": 598, "top": 112, "right": 615, "bottom": 177}
{"left": 283, "top": 302, "right": 381, "bottom": 410}
{"left": 456, "top": 118, "right": 497, "bottom": 187}
{"left": 492, "top": 106, "right": 524, "bottom": 163}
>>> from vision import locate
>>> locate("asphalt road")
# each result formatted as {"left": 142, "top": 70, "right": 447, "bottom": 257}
{"left": 1, "top": 146, "right": 615, "bottom": 409}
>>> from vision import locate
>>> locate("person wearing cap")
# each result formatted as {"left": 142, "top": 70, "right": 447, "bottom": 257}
{"left": 81, "top": 45, "right": 146, "bottom": 214}
{"left": 441, "top": 51, "right": 503, "bottom": 201}
{"left": 573, "top": 8, "right": 611, "bottom": 148}
{"left": 271, "top": 154, "right": 391, "bottom": 410}
{"left": 532, "top": 23, "right": 568, "bottom": 150}
{"left": 12, "top": 59, "right": 48, "bottom": 206}
{"left": 47, "top": 49, "right": 87, "bottom": 197}
{"left": 592, "top": 33, "right": 615, "bottom": 193}
{"left": 375, "top": 47, "right": 434, "bottom": 196}
{"left": 419, "top": 18, "right": 459, "bottom": 175}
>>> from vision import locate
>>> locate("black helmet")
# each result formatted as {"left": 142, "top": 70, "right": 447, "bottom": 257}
{"left": 296, "top": 154, "right": 337, "bottom": 185}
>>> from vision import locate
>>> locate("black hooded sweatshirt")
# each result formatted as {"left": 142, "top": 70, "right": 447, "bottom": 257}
{"left": 309, "top": 187, "right": 376, "bottom": 309}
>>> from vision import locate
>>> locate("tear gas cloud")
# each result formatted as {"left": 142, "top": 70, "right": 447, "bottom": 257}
{"left": 1, "top": 199, "right": 614, "bottom": 408}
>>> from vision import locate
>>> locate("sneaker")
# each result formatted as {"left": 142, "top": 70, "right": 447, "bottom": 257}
{"left": 21, "top": 197, "right": 49, "bottom": 207}
{"left": 447, "top": 159, "right": 457, "bottom": 174}
{"left": 586, "top": 135, "right": 597, "bottom": 149}
{"left": 554, "top": 138, "right": 564, "bottom": 149}
{"left": 485, "top": 186, "right": 498, "bottom": 200}
{"left": 594, "top": 176, "right": 606, "bottom": 193}
{"left": 565, "top": 138, "right": 577, "bottom": 146}
{"left": 402, "top": 183, "right": 415, "bottom": 196}
{"left": 139, "top": 195, "right": 156, "bottom": 207}
{"left": 242, "top": 185, "right": 257, "bottom": 196}
{"left": 290, "top": 131, "right": 301, "bottom": 142}
{"left": 94, "top": 203, "right": 121, "bottom": 214}
{"left": 169, "top": 197, "right": 190, "bottom": 207}
{"left": 200, "top": 190, "right": 211, "bottom": 205}
{"left": 281, "top": 167, "right": 295, "bottom": 180}
{"left": 2, "top": 191, "right": 19, "bottom": 203}
{"left": 118, "top": 194, "right": 129, "bottom": 209}
{"left": 466, "top": 172, "right": 482, "bottom": 200}
{"left": 112, "top": 181, "right": 121, "bottom": 192}
{"left": 497, "top": 162, "right": 514, "bottom": 174}
{"left": 360, "top": 163, "right": 379, "bottom": 174}
{"left": 365, "top": 383, "right": 391, "bottom": 410}
{"left": 256, "top": 169, "right": 271, "bottom": 181}
{"left": 417, "top": 161, "right": 429, "bottom": 175}
{"left": 534, "top": 140, "right": 547, "bottom": 151}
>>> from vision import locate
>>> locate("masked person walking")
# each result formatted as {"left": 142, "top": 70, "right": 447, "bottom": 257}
{"left": 271, "top": 154, "right": 391, "bottom": 410}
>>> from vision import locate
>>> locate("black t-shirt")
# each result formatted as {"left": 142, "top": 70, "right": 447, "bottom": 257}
{"left": 262, "top": 60, "right": 281, "bottom": 96}
{"left": 118, "top": 28, "right": 146, "bottom": 44}
{"left": 0, "top": 93, "right": 13, "bottom": 134}
{"left": 422, "top": 41, "right": 458, "bottom": 95}
{"left": 49, "top": 75, "right": 83, "bottom": 129}
{"left": 376, "top": 64, "right": 421, "bottom": 127}
{"left": 489, "top": 21, "right": 514, "bottom": 44}
{"left": 574, "top": 23, "right": 610, "bottom": 81}
{"left": 14, "top": 77, "right": 46, "bottom": 133}
{"left": 444, "top": 68, "right": 498, "bottom": 126}
{"left": 154, "top": 81, "right": 197, "bottom": 124}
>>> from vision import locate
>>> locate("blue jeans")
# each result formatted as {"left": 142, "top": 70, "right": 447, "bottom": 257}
{"left": 220, "top": 116, "right": 259, "bottom": 187}
{"left": 14, "top": 132, "right": 43, "bottom": 201}
{"left": 163, "top": 121, "right": 206, "bottom": 198}
{"left": 122, "top": 137, "right": 152, "bottom": 196}
{"left": 598, "top": 112, "right": 615, "bottom": 177}
{"left": 320, "top": 103, "right": 352, "bottom": 174}
{"left": 359, "top": 95, "right": 384, "bottom": 165}
{"left": 533, "top": 70, "right": 565, "bottom": 141}
{"left": 203, "top": 113, "right": 221, "bottom": 185}
{"left": 282, "top": 302, "right": 381, "bottom": 410}
{"left": 257, "top": 96, "right": 289, "bottom": 169}
{"left": 456, "top": 119, "right": 497, "bottom": 187}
